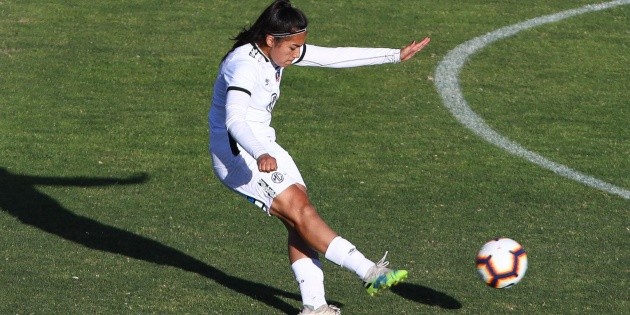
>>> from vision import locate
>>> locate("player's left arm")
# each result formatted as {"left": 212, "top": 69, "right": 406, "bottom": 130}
{"left": 293, "top": 37, "right": 430, "bottom": 68}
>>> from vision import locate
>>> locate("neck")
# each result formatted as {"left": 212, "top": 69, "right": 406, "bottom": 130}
{"left": 256, "top": 42, "right": 271, "bottom": 59}
{"left": 255, "top": 42, "right": 278, "bottom": 67}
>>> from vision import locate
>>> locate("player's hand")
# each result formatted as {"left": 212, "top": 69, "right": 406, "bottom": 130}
{"left": 400, "top": 37, "right": 431, "bottom": 62}
{"left": 257, "top": 153, "right": 277, "bottom": 173}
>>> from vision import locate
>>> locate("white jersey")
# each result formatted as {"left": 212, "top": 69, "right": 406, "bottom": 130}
{"left": 209, "top": 43, "right": 401, "bottom": 162}
{"left": 209, "top": 42, "right": 401, "bottom": 211}
{"left": 210, "top": 43, "right": 283, "bottom": 162}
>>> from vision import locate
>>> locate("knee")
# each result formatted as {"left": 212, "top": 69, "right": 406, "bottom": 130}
{"left": 292, "top": 202, "right": 319, "bottom": 227}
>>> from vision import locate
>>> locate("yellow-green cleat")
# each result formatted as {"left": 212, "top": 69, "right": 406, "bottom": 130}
{"left": 362, "top": 252, "right": 408, "bottom": 296}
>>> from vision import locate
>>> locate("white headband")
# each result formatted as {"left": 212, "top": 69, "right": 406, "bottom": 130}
{"left": 270, "top": 28, "right": 307, "bottom": 38}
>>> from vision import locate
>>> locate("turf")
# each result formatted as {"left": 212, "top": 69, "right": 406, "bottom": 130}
{"left": 1, "top": 0, "right": 628, "bottom": 314}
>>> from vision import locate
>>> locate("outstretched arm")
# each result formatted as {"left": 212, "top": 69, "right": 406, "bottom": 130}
{"left": 293, "top": 37, "right": 431, "bottom": 68}
{"left": 400, "top": 37, "right": 431, "bottom": 62}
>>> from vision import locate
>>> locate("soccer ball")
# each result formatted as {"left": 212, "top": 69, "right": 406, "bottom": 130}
{"left": 475, "top": 238, "right": 528, "bottom": 288}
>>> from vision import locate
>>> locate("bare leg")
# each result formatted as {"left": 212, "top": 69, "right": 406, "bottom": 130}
{"left": 280, "top": 219, "right": 318, "bottom": 263}
{"left": 270, "top": 184, "right": 404, "bottom": 301}
{"left": 271, "top": 183, "right": 377, "bottom": 282}
{"left": 269, "top": 184, "right": 338, "bottom": 254}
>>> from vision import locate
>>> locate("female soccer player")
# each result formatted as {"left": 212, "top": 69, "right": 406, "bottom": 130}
{"left": 209, "top": 1, "right": 430, "bottom": 314}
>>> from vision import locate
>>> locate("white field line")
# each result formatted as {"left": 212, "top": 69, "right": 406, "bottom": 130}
{"left": 434, "top": 0, "right": 630, "bottom": 200}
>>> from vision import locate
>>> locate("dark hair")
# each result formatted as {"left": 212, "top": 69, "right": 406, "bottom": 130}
{"left": 222, "top": 0, "right": 308, "bottom": 60}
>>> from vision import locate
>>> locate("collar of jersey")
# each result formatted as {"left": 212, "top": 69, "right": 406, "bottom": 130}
{"left": 253, "top": 43, "right": 282, "bottom": 70}
{"left": 252, "top": 43, "right": 270, "bottom": 63}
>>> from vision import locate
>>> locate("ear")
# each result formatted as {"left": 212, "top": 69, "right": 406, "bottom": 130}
{"left": 265, "top": 34, "right": 275, "bottom": 47}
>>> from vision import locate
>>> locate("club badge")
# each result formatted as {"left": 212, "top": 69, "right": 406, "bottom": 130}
{"left": 271, "top": 172, "right": 284, "bottom": 183}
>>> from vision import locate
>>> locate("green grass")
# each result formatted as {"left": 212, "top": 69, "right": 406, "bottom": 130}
{"left": 1, "top": 0, "right": 628, "bottom": 314}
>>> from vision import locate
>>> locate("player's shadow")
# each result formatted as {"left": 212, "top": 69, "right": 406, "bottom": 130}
{"left": 391, "top": 282, "right": 462, "bottom": 309}
{"left": 0, "top": 167, "right": 312, "bottom": 314}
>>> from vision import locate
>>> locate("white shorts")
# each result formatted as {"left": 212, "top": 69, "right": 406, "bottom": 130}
{"left": 211, "top": 137, "right": 305, "bottom": 215}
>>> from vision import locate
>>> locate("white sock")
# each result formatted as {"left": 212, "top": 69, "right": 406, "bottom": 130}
{"left": 291, "top": 258, "right": 327, "bottom": 309}
{"left": 324, "top": 236, "right": 375, "bottom": 280}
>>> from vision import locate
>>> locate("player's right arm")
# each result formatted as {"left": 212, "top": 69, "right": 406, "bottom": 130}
{"left": 223, "top": 59, "right": 276, "bottom": 172}
{"left": 255, "top": 153, "right": 277, "bottom": 173}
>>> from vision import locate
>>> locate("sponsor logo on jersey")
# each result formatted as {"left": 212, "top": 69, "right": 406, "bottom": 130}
{"left": 249, "top": 47, "right": 258, "bottom": 58}
{"left": 248, "top": 46, "right": 267, "bottom": 62}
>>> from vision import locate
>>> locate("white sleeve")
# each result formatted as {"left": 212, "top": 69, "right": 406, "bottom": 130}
{"left": 225, "top": 89, "right": 268, "bottom": 159}
{"left": 293, "top": 44, "right": 401, "bottom": 68}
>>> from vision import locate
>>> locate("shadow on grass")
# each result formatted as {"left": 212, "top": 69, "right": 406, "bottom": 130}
{"left": 0, "top": 167, "right": 311, "bottom": 314}
{"left": 391, "top": 282, "right": 462, "bottom": 309}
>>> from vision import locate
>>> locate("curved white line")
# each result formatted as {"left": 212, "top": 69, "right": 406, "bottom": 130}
{"left": 434, "top": 0, "right": 630, "bottom": 199}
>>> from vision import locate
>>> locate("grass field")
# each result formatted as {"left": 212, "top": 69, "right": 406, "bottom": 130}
{"left": 1, "top": 0, "right": 628, "bottom": 314}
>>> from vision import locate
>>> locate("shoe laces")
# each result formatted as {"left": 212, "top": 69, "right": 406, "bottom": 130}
{"left": 375, "top": 251, "right": 390, "bottom": 268}
{"left": 363, "top": 251, "right": 391, "bottom": 283}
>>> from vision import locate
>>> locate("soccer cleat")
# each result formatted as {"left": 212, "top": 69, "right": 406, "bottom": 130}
{"left": 298, "top": 304, "right": 341, "bottom": 315}
{"left": 362, "top": 251, "right": 408, "bottom": 296}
